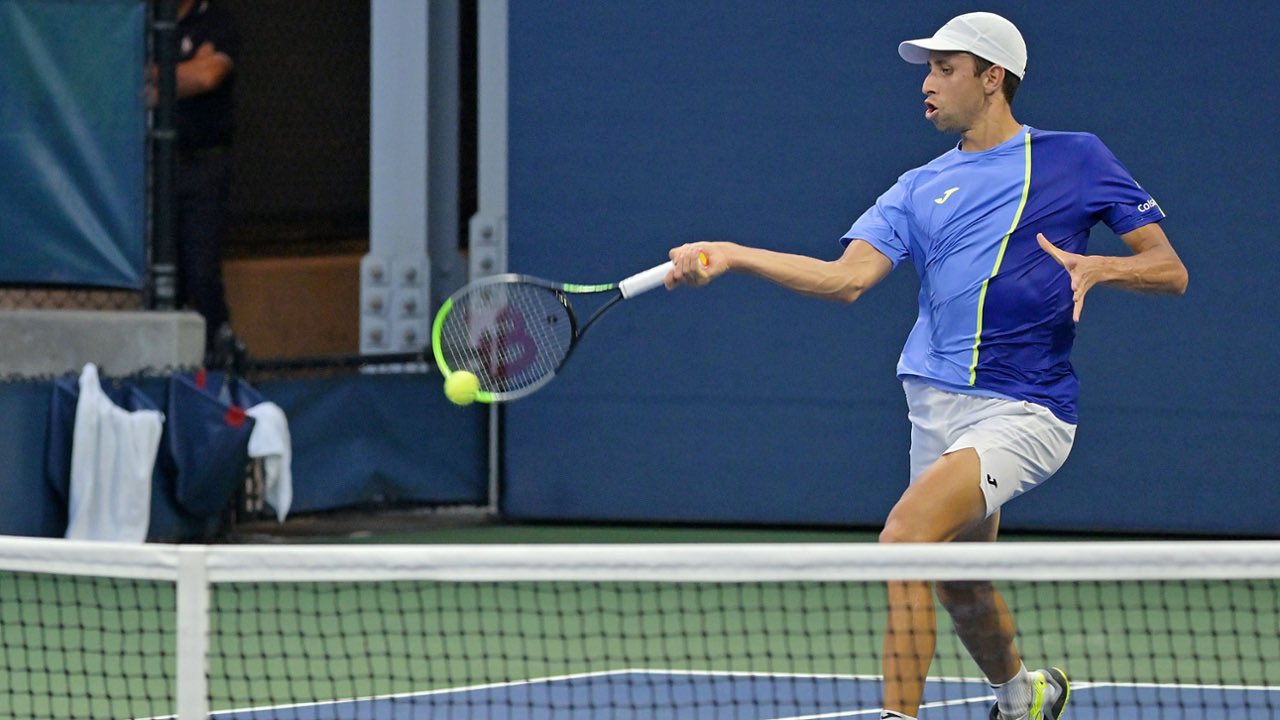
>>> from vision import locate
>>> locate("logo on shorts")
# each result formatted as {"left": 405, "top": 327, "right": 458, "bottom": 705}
{"left": 986, "top": 474, "right": 998, "bottom": 488}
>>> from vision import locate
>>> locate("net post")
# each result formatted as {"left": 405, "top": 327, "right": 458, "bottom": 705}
{"left": 176, "top": 545, "right": 211, "bottom": 720}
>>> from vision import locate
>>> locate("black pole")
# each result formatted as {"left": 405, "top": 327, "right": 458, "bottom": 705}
{"left": 149, "top": 0, "right": 179, "bottom": 310}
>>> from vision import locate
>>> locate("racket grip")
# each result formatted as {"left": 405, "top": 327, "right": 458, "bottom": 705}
{"left": 618, "top": 261, "right": 674, "bottom": 299}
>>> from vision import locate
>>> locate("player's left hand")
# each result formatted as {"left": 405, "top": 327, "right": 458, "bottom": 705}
{"left": 1037, "top": 233, "right": 1106, "bottom": 322}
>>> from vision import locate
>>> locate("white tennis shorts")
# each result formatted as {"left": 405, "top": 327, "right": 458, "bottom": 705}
{"left": 904, "top": 378, "right": 1077, "bottom": 517}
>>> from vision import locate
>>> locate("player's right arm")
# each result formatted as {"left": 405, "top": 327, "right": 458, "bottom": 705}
{"left": 666, "top": 238, "right": 893, "bottom": 304}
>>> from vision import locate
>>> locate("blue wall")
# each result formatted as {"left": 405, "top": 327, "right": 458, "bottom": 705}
{"left": 502, "top": 1, "right": 1280, "bottom": 535}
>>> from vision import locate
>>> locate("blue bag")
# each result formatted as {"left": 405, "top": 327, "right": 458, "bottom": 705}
{"left": 163, "top": 369, "right": 257, "bottom": 518}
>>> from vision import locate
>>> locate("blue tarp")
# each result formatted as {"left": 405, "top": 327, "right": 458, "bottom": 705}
{"left": 0, "top": 0, "right": 147, "bottom": 287}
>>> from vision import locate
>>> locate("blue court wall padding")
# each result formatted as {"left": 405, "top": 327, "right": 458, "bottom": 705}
{"left": 0, "top": 380, "right": 63, "bottom": 537}
{"left": 0, "top": 0, "right": 147, "bottom": 288}
{"left": 254, "top": 373, "right": 488, "bottom": 513}
{"left": 1, "top": 372, "right": 487, "bottom": 539}
{"left": 502, "top": 1, "right": 1280, "bottom": 536}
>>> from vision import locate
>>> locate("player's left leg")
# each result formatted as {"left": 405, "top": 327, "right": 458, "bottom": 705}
{"left": 879, "top": 448, "right": 991, "bottom": 716}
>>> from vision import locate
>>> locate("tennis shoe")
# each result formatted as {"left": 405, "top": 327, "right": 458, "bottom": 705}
{"left": 988, "top": 667, "right": 1070, "bottom": 720}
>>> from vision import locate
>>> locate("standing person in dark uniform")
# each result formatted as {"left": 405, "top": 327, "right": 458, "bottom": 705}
{"left": 168, "top": 0, "right": 242, "bottom": 366}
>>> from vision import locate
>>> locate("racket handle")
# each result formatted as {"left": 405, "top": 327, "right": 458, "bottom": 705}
{"left": 619, "top": 253, "right": 708, "bottom": 299}
{"left": 618, "top": 261, "right": 674, "bottom": 299}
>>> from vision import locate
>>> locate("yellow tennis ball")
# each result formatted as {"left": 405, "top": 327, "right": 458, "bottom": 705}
{"left": 444, "top": 370, "right": 480, "bottom": 406}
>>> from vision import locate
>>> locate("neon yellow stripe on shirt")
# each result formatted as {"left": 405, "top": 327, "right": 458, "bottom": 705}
{"left": 968, "top": 130, "right": 1033, "bottom": 386}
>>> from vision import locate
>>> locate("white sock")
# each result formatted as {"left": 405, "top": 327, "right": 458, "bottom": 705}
{"left": 880, "top": 712, "right": 916, "bottom": 720}
{"left": 991, "top": 663, "right": 1033, "bottom": 719}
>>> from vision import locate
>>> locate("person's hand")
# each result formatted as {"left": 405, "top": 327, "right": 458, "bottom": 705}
{"left": 665, "top": 242, "right": 729, "bottom": 289}
{"left": 1038, "top": 233, "right": 1106, "bottom": 322}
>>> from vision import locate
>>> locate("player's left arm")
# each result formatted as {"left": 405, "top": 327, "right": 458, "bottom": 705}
{"left": 1037, "top": 222, "right": 1188, "bottom": 322}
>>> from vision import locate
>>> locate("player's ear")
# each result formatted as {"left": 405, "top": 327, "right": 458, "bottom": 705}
{"left": 984, "top": 64, "right": 1005, "bottom": 95}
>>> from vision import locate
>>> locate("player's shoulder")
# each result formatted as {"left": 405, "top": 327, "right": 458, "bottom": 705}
{"left": 897, "top": 146, "right": 961, "bottom": 186}
{"left": 1028, "top": 127, "right": 1110, "bottom": 152}
{"left": 1027, "top": 128, "right": 1125, "bottom": 171}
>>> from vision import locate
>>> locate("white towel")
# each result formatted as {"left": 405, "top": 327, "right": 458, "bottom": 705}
{"left": 245, "top": 401, "right": 292, "bottom": 522}
{"left": 65, "top": 364, "right": 163, "bottom": 542}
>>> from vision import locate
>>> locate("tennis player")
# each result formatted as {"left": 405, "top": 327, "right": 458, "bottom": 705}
{"left": 665, "top": 12, "right": 1187, "bottom": 720}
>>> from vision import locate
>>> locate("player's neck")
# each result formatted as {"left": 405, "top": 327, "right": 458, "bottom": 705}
{"left": 957, "top": 109, "right": 1022, "bottom": 153}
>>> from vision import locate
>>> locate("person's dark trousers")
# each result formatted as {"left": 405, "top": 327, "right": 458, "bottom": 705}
{"left": 176, "top": 148, "right": 233, "bottom": 353}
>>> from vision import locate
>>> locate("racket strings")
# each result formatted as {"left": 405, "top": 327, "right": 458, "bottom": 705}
{"left": 438, "top": 284, "right": 575, "bottom": 394}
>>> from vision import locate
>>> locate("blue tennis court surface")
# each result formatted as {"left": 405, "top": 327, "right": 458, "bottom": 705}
{"left": 208, "top": 670, "right": 1278, "bottom": 719}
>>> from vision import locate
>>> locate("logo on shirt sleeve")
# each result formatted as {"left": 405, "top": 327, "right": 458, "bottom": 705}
{"left": 934, "top": 187, "right": 960, "bottom": 204}
{"left": 1138, "top": 197, "right": 1161, "bottom": 213}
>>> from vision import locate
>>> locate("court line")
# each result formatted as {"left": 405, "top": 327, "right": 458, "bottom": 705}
{"left": 140, "top": 668, "right": 644, "bottom": 719}
{"left": 761, "top": 693, "right": 994, "bottom": 720}
{"left": 140, "top": 669, "right": 1280, "bottom": 719}
{"left": 141, "top": 668, "right": 985, "bottom": 719}
{"left": 1073, "top": 680, "right": 1279, "bottom": 691}
{"left": 202, "top": 669, "right": 990, "bottom": 720}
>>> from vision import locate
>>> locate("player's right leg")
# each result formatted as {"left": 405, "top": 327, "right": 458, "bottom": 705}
{"left": 936, "top": 524, "right": 1070, "bottom": 720}
{"left": 930, "top": 387, "right": 1075, "bottom": 720}
{"left": 985, "top": 667, "right": 1070, "bottom": 720}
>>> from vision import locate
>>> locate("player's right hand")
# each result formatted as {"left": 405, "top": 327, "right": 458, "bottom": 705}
{"left": 665, "top": 243, "right": 727, "bottom": 289}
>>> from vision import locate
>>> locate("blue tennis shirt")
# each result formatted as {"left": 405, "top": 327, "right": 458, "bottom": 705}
{"left": 843, "top": 126, "right": 1166, "bottom": 423}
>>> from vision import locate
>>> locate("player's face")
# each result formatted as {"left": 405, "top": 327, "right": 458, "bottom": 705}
{"left": 921, "top": 52, "right": 987, "bottom": 134}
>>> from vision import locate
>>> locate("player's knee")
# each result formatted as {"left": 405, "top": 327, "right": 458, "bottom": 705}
{"left": 934, "top": 579, "right": 992, "bottom": 609}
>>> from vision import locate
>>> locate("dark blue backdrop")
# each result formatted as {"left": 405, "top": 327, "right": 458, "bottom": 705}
{"left": 502, "top": 1, "right": 1280, "bottom": 535}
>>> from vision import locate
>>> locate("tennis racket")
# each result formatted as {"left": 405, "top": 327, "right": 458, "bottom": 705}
{"left": 431, "top": 256, "right": 700, "bottom": 403}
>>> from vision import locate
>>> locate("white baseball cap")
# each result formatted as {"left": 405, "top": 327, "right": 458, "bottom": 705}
{"left": 898, "top": 12, "right": 1027, "bottom": 79}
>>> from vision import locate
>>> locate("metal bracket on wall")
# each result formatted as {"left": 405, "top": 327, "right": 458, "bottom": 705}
{"left": 467, "top": 215, "right": 508, "bottom": 280}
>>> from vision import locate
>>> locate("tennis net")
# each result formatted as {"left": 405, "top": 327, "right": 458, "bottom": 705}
{"left": 0, "top": 537, "right": 1277, "bottom": 719}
